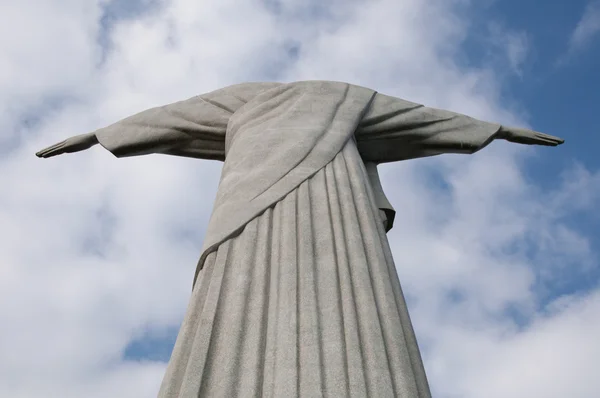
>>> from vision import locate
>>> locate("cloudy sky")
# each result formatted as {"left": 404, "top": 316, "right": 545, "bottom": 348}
{"left": 1, "top": 0, "right": 599, "bottom": 397}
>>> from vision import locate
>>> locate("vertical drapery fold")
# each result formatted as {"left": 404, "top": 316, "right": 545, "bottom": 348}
{"left": 158, "top": 139, "right": 431, "bottom": 398}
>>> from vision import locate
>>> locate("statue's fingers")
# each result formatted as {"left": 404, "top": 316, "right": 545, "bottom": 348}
{"left": 532, "top": 136, "right": 555, "bottom": 146}
{"left": 534, "top": 133, "right": 564, "bottom": 145}
{"left": 534, "top": 132, "right": 561, "bottom": 140}
{"left": 35, "top": 147, "right": 55, "bottom": 158}
{"left": 538, "top": 138, "right": 561, "bottom": 146}
{"left": 36, "top": 141, "right": 64, "bottom": 155}
{"left": 36, "top": 141, "right": 67, "bottom": 158}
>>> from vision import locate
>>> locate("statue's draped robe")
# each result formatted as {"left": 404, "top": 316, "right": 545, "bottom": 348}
{"left": 94, "top": 81, "right": 501, "bottom": 397}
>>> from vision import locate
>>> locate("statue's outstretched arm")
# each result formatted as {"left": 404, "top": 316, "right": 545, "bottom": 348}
{"left": 35, "top": 95, "right": 230, "bottom": 160}
{"left": 35, "top": 83, "right": 281, "bottom": 161}
{"left": 356, "top": 92, "right": 564, "bottom": 163}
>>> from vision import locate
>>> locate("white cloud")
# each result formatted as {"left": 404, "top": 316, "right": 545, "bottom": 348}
{"left": 559, "top": 0, "right": 600, "bottom": 65}
{"left": 380, "top": 149, "right": 600, "bottom": 397}
{"left": 570, "top": 1, "right": 600, "bottom": 50}
{"left": 0, "top": 0, "right": 598, "bottom": 397}
{"left": 486, "top": 23, "right": 530, "bottom": 76}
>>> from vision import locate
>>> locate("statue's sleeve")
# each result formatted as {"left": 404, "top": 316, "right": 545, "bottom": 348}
{"left": 94, "top": 82, "right": 282, "bottom": 161}
{"left": 94, "top": 95, "right": 230, "bottom": 160}
{"left": 355, "top": 92, "right": 503, "bottom": 163}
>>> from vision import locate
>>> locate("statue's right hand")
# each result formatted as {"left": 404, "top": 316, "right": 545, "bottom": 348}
{"left": 497, "top": 126, "right": 564, "bottom": 147}
{"left": 36, "top": 133, "right": 99, "bottom": 158}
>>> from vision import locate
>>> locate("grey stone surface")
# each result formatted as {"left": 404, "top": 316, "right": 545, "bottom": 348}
{"left": 37, "top": 81, "right": 564, "bottom": 397}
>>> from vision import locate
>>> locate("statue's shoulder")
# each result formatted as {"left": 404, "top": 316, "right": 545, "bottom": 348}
{"left": 202, "top": 82, "right": 284, "bottom": 103}
{"left": 207, "top": 80, "right": 376, "bottom": 104}
{"left": 282, "top": 80, "right": 377, "bottom": 98}
{"left": 287, "top": 80, "right": 369, "bottom": 89}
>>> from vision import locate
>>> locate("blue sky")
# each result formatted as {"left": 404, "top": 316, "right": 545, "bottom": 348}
{"left": 494, "top": 0, "right": 599, "bottom": 167}
{"left": 465, "top": 0, "right": 600, "bottom": 171}
{"left": 478, "top": 0, "right": 600, "bottom": 312}
{"left": 1, "top": 0, "right": 599, "bottom": 397}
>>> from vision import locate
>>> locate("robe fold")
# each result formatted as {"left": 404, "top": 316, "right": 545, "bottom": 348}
{"left": 94, "top": 81, "right": 503, "bottom": 397}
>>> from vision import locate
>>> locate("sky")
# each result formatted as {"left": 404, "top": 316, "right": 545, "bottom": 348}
{"left": 1, "top": 0, "right": 599, "bottom": 397}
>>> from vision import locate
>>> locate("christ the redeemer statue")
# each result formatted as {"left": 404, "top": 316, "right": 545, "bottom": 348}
{"left": 37, "top": 81, "right": 563, "bottom": 398}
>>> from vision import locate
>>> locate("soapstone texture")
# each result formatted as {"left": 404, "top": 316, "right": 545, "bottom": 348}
{"left": 37, "top": 80, "right": 564, "bottom": 397}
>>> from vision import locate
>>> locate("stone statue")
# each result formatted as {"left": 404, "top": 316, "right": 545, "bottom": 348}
{"left": 36, "top": 81, "right": 563, "bottom": 398}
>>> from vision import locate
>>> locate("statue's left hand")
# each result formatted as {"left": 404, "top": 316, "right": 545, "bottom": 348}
{"left": 36, "top": 133, "right": 99, "bottom": 158}
{"left": 497, "top": 126, "right": 565, "bottom": 146}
